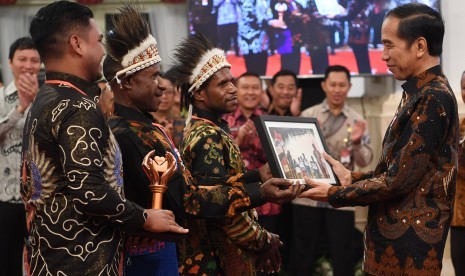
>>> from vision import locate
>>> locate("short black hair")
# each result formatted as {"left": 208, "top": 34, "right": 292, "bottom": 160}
{"left": 324, "top": 65, "right": 351, "bottom": 82}
{"left": 9, "top": 37, "right": 36, "bottom": 60}
{"left": 162, "top": 67, "right": 178, "bottom": 86}
{"left": 271, "top": 69, "right": 298, "bottom": 86}
{"left": 29, "top": 1, "right": 93, "bottom": 61}
{"left": 386, "top": 3, "right": 444, "bottom": 56}
{"left": 236, "top": 71, "right": 262, "bottom": 87}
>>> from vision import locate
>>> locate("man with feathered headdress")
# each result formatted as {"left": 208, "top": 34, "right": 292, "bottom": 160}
{"left": 103, "top": 4, "right": 301, "bottom": 275}
{"left": 170, "top": 33, "right": 304, "bottom": 275}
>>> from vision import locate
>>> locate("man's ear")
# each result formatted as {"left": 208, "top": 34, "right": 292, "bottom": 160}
{"left": 415, "top": 37, "right": 428, "bottom": 58}
{"left": 69, "top": 35, "right": 83, "bottom": 56}
{"left": 193, "top": 89, "right": 205, "bottom": 102}
{"left": 122, "top": 76, "right": 132, "bottom": 90}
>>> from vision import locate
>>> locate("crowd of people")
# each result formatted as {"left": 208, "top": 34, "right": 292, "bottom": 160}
{"left": 0, "top": 1, "right": 462, "bottom": 276}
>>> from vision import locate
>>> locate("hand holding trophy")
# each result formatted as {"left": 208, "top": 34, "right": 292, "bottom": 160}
{"left": 142, "top": 150, "right": 177, "bottom": 209}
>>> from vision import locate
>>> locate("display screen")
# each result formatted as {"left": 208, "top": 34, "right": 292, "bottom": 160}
{"left": 188, "top": 0, "right": 440, "bottom": 77}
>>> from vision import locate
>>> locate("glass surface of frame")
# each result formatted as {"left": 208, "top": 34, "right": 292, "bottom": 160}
{"left": 254, "top": 115, "right": 339, "bottom": 185}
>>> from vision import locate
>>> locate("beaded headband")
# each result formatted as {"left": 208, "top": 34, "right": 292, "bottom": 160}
{"left": 188, "top": 48, "right": 231, "bottom": 94}
{"left": 114, "top": 34, "right": 161, "bottom": 83}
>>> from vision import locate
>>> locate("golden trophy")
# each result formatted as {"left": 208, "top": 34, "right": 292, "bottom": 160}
{"left": 142, "top": 150, "right": 176, "bottom": 209}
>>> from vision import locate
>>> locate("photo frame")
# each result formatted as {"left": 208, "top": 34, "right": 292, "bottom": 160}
{"left": 254, "top": 115, "right": 339, "bottom": 185}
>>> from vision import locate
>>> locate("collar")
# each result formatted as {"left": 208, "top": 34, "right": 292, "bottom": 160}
{"left": 193, "top": 106, "right": 230, "bottom": 132}
{"left": 232, "top": 106, "right": 264, "bottom": 120}
{"left": 401, "top": 65, "right": 444, "bottom": 97}
{"left": 114, "top": 103, "right": 154, "bottom": 125}
{"left": 320, "top": 99, "right": 349, "bottom": 117}
{"left": 45, "top": 72, "right": 101, "bottom": 99}
{"left": 267, "top": 105, "right": 292, "bottom": 116}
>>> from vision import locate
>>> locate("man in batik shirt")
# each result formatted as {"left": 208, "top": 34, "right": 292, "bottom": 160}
{"left": 301, "top": 4, "right": 458, "bottom": 275}
{"left": 21, "top": 2, "right": 187, "bottom": 275}
{"left": 171, "top": 34, "right": 304, "bottom": 275}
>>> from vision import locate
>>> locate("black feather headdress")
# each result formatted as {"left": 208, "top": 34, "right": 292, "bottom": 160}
{"left": 104, "top": 3, "right": 161, "bottom": 83}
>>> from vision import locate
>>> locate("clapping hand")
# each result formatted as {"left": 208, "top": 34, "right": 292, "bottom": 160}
{"left": 17, "top": 72, "right": 39, "bottom": 113}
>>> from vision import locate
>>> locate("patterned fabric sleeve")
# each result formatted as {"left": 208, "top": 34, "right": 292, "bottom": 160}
{"left": 183, "top": 123, "right": 272, "bottom": 251}
{"left": 219, "top": 211, "right": 272, "bottom": 251}
{"left": 57, "top": 104, "right": 146, "bottom": 228}
{"left": 182, "top": 127, "right": 263, "bottom": 214}
{"left": 329, "top": 90, "right": 456, "bottom": 207}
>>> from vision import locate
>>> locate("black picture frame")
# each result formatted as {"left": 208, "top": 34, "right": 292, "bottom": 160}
{"left": 254, "top": 115, "right": 339, "bottom": 185}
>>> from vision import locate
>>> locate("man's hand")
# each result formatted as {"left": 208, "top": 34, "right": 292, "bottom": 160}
{"left": 323, "top": 152, "right": 351, "bottom": 186}
{"left": 258, "top": 163, "right": 272, "bottom": 182}
{"left": 290, "top": 88, "right": 302, "bottom": 116}
{"left": 261, "top": 178, "right": 304, "bottom": 204}
{"left": 142, "top": 209, "right": 188, "bottom": 234}
{"left": 16, "top": 72, "right": 39, "bottom": 113}
{"left": 351, "top": 120, "right": 366, "bottom": 145}
{"left": 256, "top": 233, "right": 282, "bottom": 273}
{"left": 298, "top": 177, "right": 332, "bottom": 201}
{"left": 236, "top": 119, "right": 255, "bottom": 146}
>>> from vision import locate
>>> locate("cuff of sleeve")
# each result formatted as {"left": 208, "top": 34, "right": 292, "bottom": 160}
{"left": 243, "top": 170, "right": 261, "bottom": 183}
{"left": 244, "top": 182, "right": 266, "bottom": 208}
{"left": 327, "top": 185, "right": 343, "bottom": 208}
{"left": 125, "top": 203, "right": 147, "bottom": 231}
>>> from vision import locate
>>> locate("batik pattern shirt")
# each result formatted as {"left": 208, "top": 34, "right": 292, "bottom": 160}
{"left": 110, "top": 104, "right": 268, "bottom": 275}
{"left": 452, "top": 118, "right": 465, "bottom": 227}
{"left": 0, "top": 82, "right": 24, "bottom": 203}
{"left": 181, "top": 108, "right": 272, "bottom": 275}
{"left": 20, "top": 72, "right": 146, "bottom": 276}
{"left": 110, "top": 104, "right": 266, "bottom": 217}
{"left": 328, "top": 66, "right": 458, "bottom": 275}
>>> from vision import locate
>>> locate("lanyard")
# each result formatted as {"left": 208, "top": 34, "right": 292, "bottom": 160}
{"left": 45, "top": 80, "right": 88, "bottom": 96}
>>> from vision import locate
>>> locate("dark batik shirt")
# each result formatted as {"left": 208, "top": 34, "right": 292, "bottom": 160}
{"left": 109, "top": 104, "right": 268, "bottom": 275}
{"left": 20, "top": 72, "right": 146, "bottom": 276}
{"left": 328, "top": 66, "right": 458, "bottom": 275}
{"left": 110, "top": 104, "right": 265, "bottom": 218}
{"left": 180, "top": 107, "right": 272, "bottom": 275}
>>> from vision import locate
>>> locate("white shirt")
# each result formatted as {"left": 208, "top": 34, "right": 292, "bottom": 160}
{"left": 0, "top": 81, "right": 26, "bottom": 203}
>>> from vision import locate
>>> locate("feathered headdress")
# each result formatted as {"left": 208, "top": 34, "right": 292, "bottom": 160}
{"left": 170, "top": 33, "right": 231, "bottom": 125}
{"left": 104, "top": 3, "right": 161, "bottom": 84}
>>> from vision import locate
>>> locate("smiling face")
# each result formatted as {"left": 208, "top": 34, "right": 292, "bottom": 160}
{"left": 196, "top": 67, "right": 238, "bottom": 114}
{"left": 80, "top": 19, "right": 105, "bottom": 82}
{"left": 321, "top": 71, "right": 351, "bottom": 110}
{"left": 381, "top": 16, "right": 420, "bottom": 81}
{"left": 9, "top": 48, "right": 41, "bottom": 84}
{"left": 125, "top": 64, "right": 164, "bottom": 113}
{"left": 236, "top": 75, "right": 262, "bottom": 112}
{"left": 270, "top": 75, "right": 297, "bottom": 112}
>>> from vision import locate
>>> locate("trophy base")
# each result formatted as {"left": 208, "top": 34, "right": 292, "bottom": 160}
{"left": 128, "top": 230, "right": 187, "bottom": 242}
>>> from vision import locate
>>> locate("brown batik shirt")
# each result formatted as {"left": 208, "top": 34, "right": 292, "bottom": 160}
{"left": 328, "top": 65, "right": 458, "bottom": 275}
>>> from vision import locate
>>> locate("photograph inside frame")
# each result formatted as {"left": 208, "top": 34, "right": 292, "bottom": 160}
{"left": 255, "top": 116, "right": 338, "bottom": 185}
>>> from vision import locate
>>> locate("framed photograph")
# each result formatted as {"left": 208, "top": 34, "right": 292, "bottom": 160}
{"left": 254, "top": 115, "right": 339, "bottom": 185}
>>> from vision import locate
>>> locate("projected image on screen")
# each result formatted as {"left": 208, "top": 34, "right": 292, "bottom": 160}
{"left": 188, "top": 0, "right": 439, "bottom": 77}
